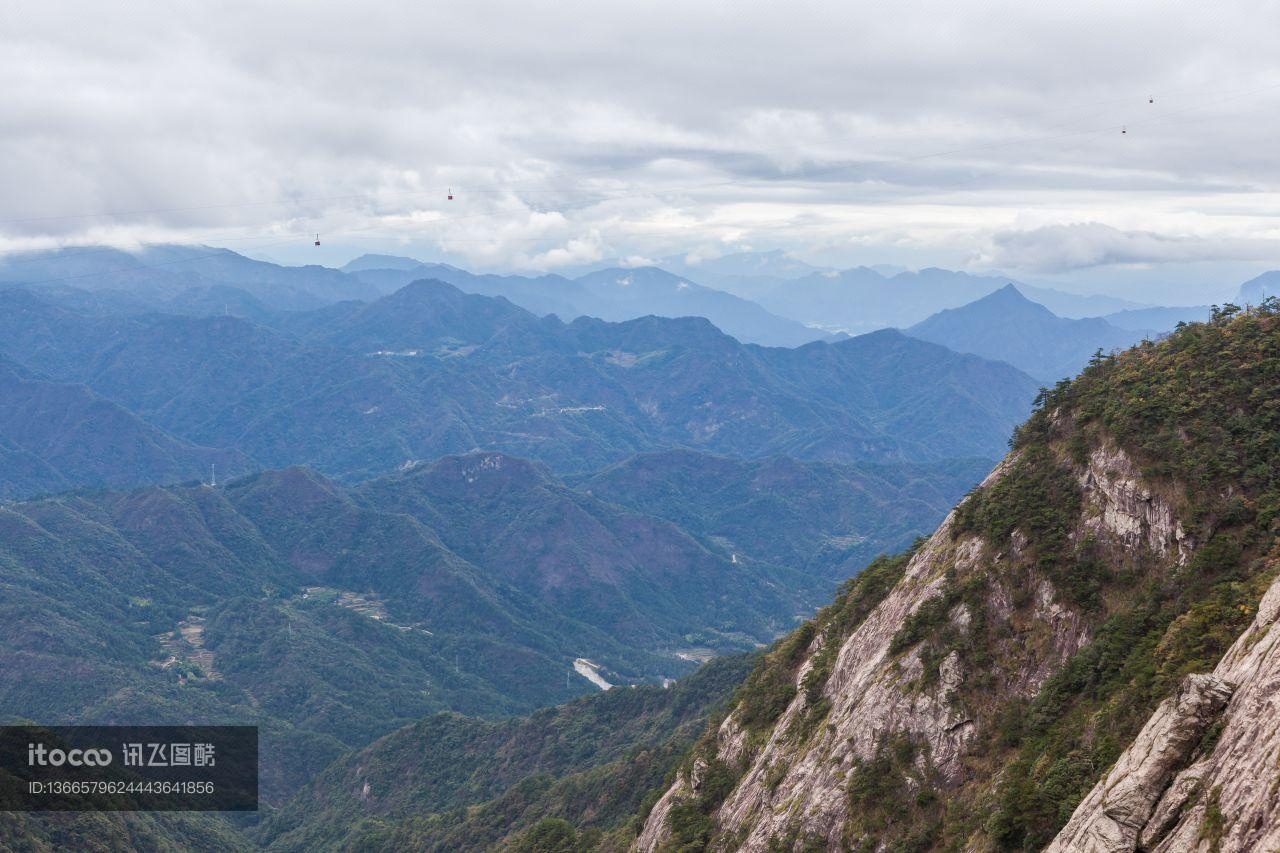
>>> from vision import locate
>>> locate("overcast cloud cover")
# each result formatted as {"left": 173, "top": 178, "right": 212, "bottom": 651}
{"left": 3, "top": 0, "right": 1280, "bottom": 301}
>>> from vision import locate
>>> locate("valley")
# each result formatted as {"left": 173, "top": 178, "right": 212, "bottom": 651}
{"left": 0, "top": 245, "right": 1267, "bottom": 851}
{"left": 6, "top": 3, "right": 1279, "bottom": 848}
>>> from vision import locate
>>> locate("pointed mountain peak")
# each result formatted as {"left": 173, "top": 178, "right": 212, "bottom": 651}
{"left": 954, "top": 282, "right": 1053, "bottom": 316}
{"left": 988, "top": 282, "right": 1032, "bottom": 300}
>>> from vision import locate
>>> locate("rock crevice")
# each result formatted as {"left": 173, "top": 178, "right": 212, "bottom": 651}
{"left": 1050, "top": 566, "right": 1280, "bottom": 853}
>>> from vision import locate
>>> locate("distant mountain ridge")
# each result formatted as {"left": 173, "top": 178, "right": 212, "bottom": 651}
{"left": 342, "top": 255, "right": 829, "bottom": 346}
{"left": 0, "top": 245, "right": 379, "bottom": 310}
{"left": 1102, "top": 304, "right": 1211, "bottom": 331}
{"left": 1238, "top": 270, "right": 1280, "bottom": 304}
{"left": 574, "top": 449, "right": 992, "bottom": 585}
{"left": 0, "top": 441, "right": 981, "bottom": 801}
{"left": 0, "top": 356, "right": 250, "bottom": 498}
{"left": 674, "top": 263, "right": 1149, "bottom": 331}
{"left": 6, "top": 245, "right": 1218, "bottom": 350}
{"left": 906, "top": 283, "right": 1149, "bottom": 381}
{"left": 0, "top": 281, "right": 1040, "bottom": 480}
{"left": 574, "top": 266, "right": 829, "bottom": 347}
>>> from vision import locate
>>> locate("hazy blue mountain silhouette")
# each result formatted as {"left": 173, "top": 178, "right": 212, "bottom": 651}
{"left": 907, "top": 284, "right": 1147, "bottom": 381}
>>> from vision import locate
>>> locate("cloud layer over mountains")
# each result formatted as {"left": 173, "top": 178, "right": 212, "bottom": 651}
{"left": 3, "top": 1, "right": 1279, "bottom": 301}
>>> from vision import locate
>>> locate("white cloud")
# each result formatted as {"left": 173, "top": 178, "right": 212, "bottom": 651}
{"left": 2, "top": 0, "right": 1280, "bottom": 298}
{"left": 975, "top": 222, "right": 1280, "bottom": 274}
{"left": 521, "top": 232, "right": 606, "bottom": 271}
{"left": 618, "top": 255, "right": 659, "bottom": 268}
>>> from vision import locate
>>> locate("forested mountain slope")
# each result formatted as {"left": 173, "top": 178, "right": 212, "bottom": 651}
{"left": 261, "top": 655, "right": 755, "bottom": 852}
{"left": 0, "top": 454, "right": 779, "bottom": 803}
{"left": 632, "top": 303, "right": 1280, "bottom": 851}
{"left": 0, "top": 356, "right": 250, "bottom": 498}
{"left": 0, "top": 281, "right": 1038, "bottom": 481}
{"left": 574, "top": 450, "right": 991, "bottom": 586}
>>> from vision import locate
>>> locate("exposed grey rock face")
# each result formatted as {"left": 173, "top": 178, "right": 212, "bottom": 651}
{"left": 1079, "top": 443, "right": 1193, "bottom": 564}
{"left": 1050, "top": 570, "right": 1280, "bottom": 852}
{"left": 1046, "top": 674, "right": 1233, "bottom": 853}
{"left": 634, "top": 442, "right": 1198, "bottom": 852}
{"left": 634, "top": 494, "right": 991, "bottom": 851}
{"left": 635, "top": 775, "right": 690, "bottom": 852}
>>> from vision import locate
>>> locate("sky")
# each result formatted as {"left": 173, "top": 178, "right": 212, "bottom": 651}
{"left": 3, "top": 0, "right": 1280, "bottom": 303}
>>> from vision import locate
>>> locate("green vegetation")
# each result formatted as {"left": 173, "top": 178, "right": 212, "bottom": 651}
{"left": 6, "top": 431, "right": 872, "bottom": 809}
{"left": 0, "top": 459, "right": 786, "bottom": 808}
{"left": 985, "top": 542, "right": 1273, "bottom": 850}
{"left": 788, "top": 548, "right": 917, "bottom": 736}
{"left": 966, "top": 303, "right": 1280, "bottom": 849}
{"left": 843, "top": 735, "right": 944, "bottom": 852}
{"left": 577, "top": 451, "right": 990, "bottom": 592}
{"left": 703, "top": 303, "right": 1280, "bottom": 852}
{"left": 735, "top": 623, "right": 813, "bottom": 737}
{"left": 262, "top": 654, "right": 752, "bottom": 852}
{"left": 887, "top": 567, "right": 997, "bottom": 690}
{"left": 0, "top": 356, "right": 252, "bottom": 501}
{"left": 652, "top": 545, "right": 918, "bottom": 850}
{"left": 513, "top": 818, "right": 582, "bottom": 852}
{"left": 738, "top": 546, "right": 916, "bottom": 743}
{"left": 0, "top": 812, "right": 251, "bottom": 853}
{"left": 664, "top": 757, "right": 739, "bottom": 851}
{"left": 0, "top": 282, "right": 1037, "bottom": 486}
{"left": 1200, "top": 786, "right": 1225, "bottom": 853}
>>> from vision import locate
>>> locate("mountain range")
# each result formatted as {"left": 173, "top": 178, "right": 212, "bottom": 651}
{"left": 5, "top": 243, "right": 1279, "bottom": 851}
{"left": 0, "top": 245, "right": 380, "bottom": 311}
{"left": 0, "top": 278, "right": 1039, "bottom": 489}
{"left": 0, "top": 454, "right": 765, "bottom": 802}
{"left": 0, "top": 442, "right": 979, "bottom": 807}
{"left": 579, "top": 250, "right": 1139, "bottom": 319}
{"left": 905, "top": 283, "right": 1151, "bottom": 381}
{"left": 240, "top": 301, "right": 1280, "bottom": 853}
{"left": 0, "top": 246, "right": 1036, "bottom": 849}
{"left": 341, "top": 257, "right": 830, "bottom": 347}
{"left": 0, "top": 244, "right": 1239, "bottom": 349}
{"left": 0, "top": 356, "right": 250, "bottom": 498}
{"left": 661, "top": 261, "right": 1149, "bottom": 330}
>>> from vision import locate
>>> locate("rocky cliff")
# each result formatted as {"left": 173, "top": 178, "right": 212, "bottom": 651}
{"left": 634, "top": 305, "right": 1280, "bottom": 851}
{"left": 1049, "top": 542, "right": 1280, "bottom": 853}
